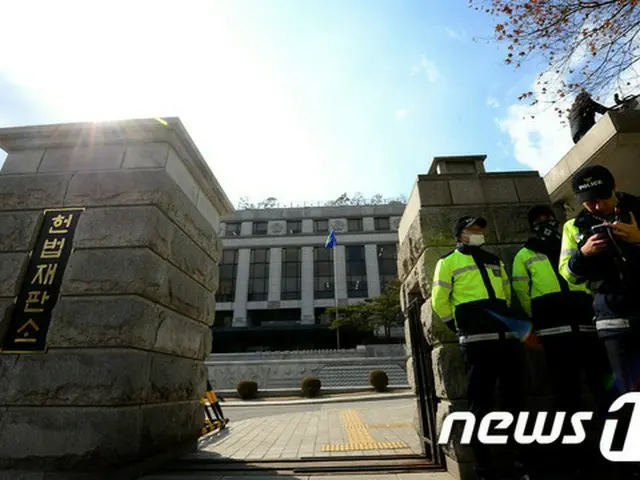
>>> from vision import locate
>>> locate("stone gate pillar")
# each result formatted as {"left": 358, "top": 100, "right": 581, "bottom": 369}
{"left": 0, "top": 118, "right": 233, "bottom": 478}
{"left": 398, "top": 155, "right": 557, "bottom": 480}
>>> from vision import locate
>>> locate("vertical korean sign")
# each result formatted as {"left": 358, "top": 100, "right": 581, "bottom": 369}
{"left": 0, "top": 208, "right": 84, "bottom": 353}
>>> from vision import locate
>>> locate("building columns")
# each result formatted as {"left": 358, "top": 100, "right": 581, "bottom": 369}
{"left": 334, "top": 245, "right": 348, "bottom": 302}
{"left": 268, "top": 247, "right": 282, "bottom": 303}
{"left": 301, "top": 246, "right": 314, "bottom": 324}
{"left": 232, "top": 248, "right": 251, "bottom": 327}
{"left": 365, "top": 244, "right": 381, "bottom": 297}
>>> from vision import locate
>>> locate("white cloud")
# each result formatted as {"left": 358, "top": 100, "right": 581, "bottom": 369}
{"left": 445, "top": 28, "right": 467, "bottom": 43}
{"left": 498, "top": 56, "right": 640, "bottom": 174}
{"left": 0, "top": 0, "right": 338, "bottom": 206}
{"left": 497, "top": 75, "right": 574, "bottom": 174}
{"left": 395, "top": 105, "right": 414, "bottom": 121}
{"left": 411, "top": 56, "right": 441, "bottom": 82}
{"left": 486, "top": 97, "right": 500, "bottom": 108}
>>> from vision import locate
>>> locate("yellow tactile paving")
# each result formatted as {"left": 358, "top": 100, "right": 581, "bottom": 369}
{"left": 320, "top": 409, "right": 409, "bottom": 452}
{"left": 367, "top": 422, "right": 413, "bottom": 428}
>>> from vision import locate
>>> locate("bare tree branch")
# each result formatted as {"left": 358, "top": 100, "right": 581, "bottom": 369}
{"left": 471, "top": 0, "right": 640, "bottom": 111}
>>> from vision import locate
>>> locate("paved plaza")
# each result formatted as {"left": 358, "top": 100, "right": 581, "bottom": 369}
{"left": 140, "top": 473, "right": 451, "bottom": 479}
{"left": 194, "top": 398, "right": 422, "bottom": 461}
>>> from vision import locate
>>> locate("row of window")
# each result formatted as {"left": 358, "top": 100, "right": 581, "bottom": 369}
{"left": 224, "top": 217, "right": 392, "bottom": 236}
{"left": 215, "top": 244, "right": 397, "bottom": 303}
{"left": 214, "top": 307, "right": 335, "bottom": 329}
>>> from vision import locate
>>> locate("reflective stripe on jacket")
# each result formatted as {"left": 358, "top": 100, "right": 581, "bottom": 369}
{"left": 559, "top": 218, "right": 584, "bottom": 286}
{"left": 432, "top": 247, "right": 511, "bottom": 334}
{"left": 559, "top": 195, "right": 640, "bottom": 326}
{"left": 513, "top": 246, "right": 590, "bottom": 318}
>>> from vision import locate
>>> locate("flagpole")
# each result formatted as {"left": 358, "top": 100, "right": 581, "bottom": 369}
{"left": 333, "top": 242, "right": 340, "bottom": 350}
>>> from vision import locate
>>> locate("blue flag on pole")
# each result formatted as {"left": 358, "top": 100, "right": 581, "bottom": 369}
{"left": 324, "top": 228, "right": 337, "bottom": 248}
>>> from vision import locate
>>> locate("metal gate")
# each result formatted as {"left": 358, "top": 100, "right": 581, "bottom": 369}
{"left": 406, "top": 295, "right": 442, "bottom": 466}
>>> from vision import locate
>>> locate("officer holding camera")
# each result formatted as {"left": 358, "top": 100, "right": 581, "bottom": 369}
{"left": 513, "top": 206, "right": 611, "bottom": 417}
{"left": 559, "top": 165, "right": 640, "bottom": 396}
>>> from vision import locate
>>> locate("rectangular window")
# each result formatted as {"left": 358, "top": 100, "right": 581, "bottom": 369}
{"left": 377, "top": 244, "right": 398, "bottom": 291}
{"left": 315, "top": 307, "right": 335, "bottom": 325}
{"left": 213, "top": 311, "right": 233, "bottom": 328}
{"left": 347, "top": 218, "right": 363, "bottom": 232}
{"left": 287, "top": 220, "right": 302, "bottom": 234}
{"left": 374, "top": 217, "right": 390, "bottom": 231}
{"left": 215, "top": 250, "right": 238, "bottom": 303}
{"left": 248, "top": 248, "right": 270, "bottom": 301}
{"left": 346, "top": 245, "right": 368, "bottom": 298}
{"left": 252, "top": 221, "right": 268, "bottom": 235}
{"left": 313, "top": 247, "right": 334, "bottom": 299}
{"left": 314, "top": 219, "right": 329, "bottom": 233}
{"left": 225, "top": 223, "right": 241, "bottom": 236}
{"left": 247, "top": 308, "right": 301, "bottom": 328}
{"left": 281, "top": 248, "right": 301, "bottom": 300}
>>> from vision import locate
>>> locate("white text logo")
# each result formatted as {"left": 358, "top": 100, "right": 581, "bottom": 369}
{"left": 438, "top": 392, "right": 640, "bottom": 462}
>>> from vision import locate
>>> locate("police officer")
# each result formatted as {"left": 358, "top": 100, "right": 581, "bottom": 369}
{"left": 560, "top": 165, "right": 640, "bottom": 397}
{"left": 513, "top": 206, "right": 611, "bottom": 411}
{"left": 512, "top": 206, "right": 612, "bottom": 477}
{"left": 432, "top": 215, "right": 530, "bottom": 480}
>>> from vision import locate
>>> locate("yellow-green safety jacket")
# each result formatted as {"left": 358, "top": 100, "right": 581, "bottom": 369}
{"left": 559, "top": 193, "right": 640, "bottom": 333}
{"left": 512, "top": 238, "right": 594, "bottom": 336}
{"left": 432, "top": 245, "right": 515, "bottom": 339}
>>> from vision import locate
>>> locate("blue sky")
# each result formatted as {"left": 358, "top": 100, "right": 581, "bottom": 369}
{"left": 0, "top": 0, "right": 576, "bottom": 207}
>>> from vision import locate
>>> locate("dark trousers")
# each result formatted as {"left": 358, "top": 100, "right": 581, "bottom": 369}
{"left": 601, "top": 330, "right": 640, "bottom": 395}
{"left": 461, "top": 339, "right": 524, "bottom": 476}
{"left": 543, "top": 332, "right": 613, "bottom": 417}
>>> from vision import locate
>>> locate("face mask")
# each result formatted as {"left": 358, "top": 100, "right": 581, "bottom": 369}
{"left": 533, "top": 219, "right": 561, "bottom": 242}
{"left": 467, "top": 234, "right": 485, "bottom": 246}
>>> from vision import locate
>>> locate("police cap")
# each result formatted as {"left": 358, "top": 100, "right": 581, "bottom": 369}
{"left": 452, "top": 215, "right": 487, "bottom": 238}
{"left": 572, "top": 165, "right": 615, "bottom": 203}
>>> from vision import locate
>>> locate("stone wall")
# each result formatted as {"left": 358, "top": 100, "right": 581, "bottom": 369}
{"left": 544, "top": 110, "right": 640, "bottom": 218}
{"left": 210, "top": 344, "right": 406, "bottom": 360}
{"left": 398, "top": 159, "right": 562, "bottom": 479}
{"left": 0, "top": 119, "right": 233, "bottom": 478}
{"left": 207, "top": 347, "right": 409, "bottom": 392}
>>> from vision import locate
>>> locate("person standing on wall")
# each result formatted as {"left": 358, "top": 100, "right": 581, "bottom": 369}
{"left": 512, "top": 205, "right": 613, "bottom": 478}
{"left": 432, "top": 215, "right": 530, "bottom": 480}
{"left": 568, "top": 91, "right": 610, "bottom": 144}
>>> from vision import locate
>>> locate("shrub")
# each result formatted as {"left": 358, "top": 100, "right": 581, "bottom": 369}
{"left": 236, "top": 380, "right": 258, "bottom": 400}
{"left": 369, "top": 370, "right": 389, "bottom": 392}
{"left": 301, "top": 377, "right": 322, "bottom": 398}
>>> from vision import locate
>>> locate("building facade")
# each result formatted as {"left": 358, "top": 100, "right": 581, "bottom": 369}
{"left": 214, "top": 204, "right": 404, "bottom": 351}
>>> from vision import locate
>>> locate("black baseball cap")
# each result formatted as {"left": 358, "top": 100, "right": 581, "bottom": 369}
{"left": 452, "top": 215, "right": 487, "bottom": 238}
{"left": 527, "top": 205, "right": 555, "bottom": 228}
{"left": 572, "top": 165, "right": 615, "bottom": 202}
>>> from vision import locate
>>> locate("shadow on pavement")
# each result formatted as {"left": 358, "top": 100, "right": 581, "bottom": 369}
{"left": 198, "top": 428, "right": 232, "bottom": 450}
{"left": 138, "top": 457, "right": 313, "bottom": 479}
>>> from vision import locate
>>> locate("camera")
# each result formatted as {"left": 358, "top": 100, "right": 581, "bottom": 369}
{"left": 589, "top": 223, "right": 611, "bottom": 235}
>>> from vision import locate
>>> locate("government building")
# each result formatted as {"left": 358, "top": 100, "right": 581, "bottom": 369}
{"left": 214, "top": 204, "right": 405, "bottom": 351}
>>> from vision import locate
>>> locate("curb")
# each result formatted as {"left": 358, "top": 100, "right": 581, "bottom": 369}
{"left": 220, "top": 391, "right": 416, "bottom": 407}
